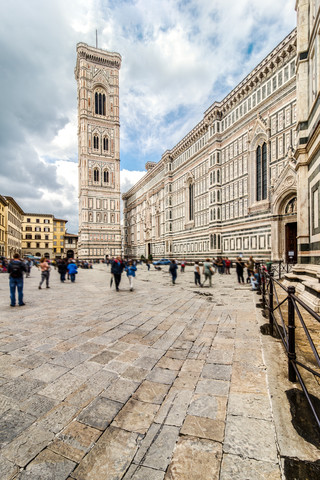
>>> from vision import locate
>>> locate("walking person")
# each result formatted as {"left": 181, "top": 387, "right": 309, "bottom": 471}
{"left": 235, "top": 257, "right": 245, "bottom": 284}
{"left": 146, "top": 260, "right": 150, "bottom": 271}
{"left": 8, "top": 253, "right": 27, "bottom": 307}
{"left": 67, "top": 259, "right": 78, "bottom": 282}
{"left": 38, "top": 257, "right": 50, "bottom": 289}
{"left": 111, "top": 256, "right": 124, "bottom": 291}
{"left": 194, "top": 261, "right": 202, "bottom": 287}
{"left": 125, "top": 260, "right": 137, "bottom": 291}
{"left": 181, "top": 260, "right": 186, "bottom": 273}
{"left": 169, "top": 259, "right": 178, "bottom": 285}
{"left": 202, "top": 259, "right": 214, "bottom": 287}
{"left": 58, "top": 259, "right": 68, "bottom": 282}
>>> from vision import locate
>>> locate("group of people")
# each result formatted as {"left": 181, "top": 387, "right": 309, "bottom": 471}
{"left": 235, "top": 256, "right": 260, "bottom": 290}
{"left": 110, "top": 256, "right": 137, "bottom": 291}
{"left": 7, "top": 254, "right": 79, "bottom": 307}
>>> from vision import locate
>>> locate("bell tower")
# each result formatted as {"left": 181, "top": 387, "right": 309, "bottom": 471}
{"left": 75, "top": 43, "right": 122, "bottom": 260}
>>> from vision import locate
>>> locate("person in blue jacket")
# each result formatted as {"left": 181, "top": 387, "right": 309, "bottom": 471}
{"left": 125, "top": 260, "right": 137, "bottom": 291}
{"left": 67, "top": 259, "right": 78, "bottom": 283}
{"left": 169, "top": 259, "right": 178, "bottom": 285}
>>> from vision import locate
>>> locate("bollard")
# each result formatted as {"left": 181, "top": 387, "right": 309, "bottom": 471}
{"left": 269, "top": 272, "right": 274, "bottom": 336}
{"left": 288, "top": 285, "right": 297, "bottom": 382}
{"left": 262, "top": 268, "right": 266, "bottom": 310}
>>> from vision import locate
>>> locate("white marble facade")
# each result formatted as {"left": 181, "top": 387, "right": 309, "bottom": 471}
{"left": 75, "top": 43, "right": 122, "bottom": 260}
{"left": 295, "top": 0, "right": 320, "bottom": 265}
{"left": 123, "top": 30, "right": 299, "bottom": 262}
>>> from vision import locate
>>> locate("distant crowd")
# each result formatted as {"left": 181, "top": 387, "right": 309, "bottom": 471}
{"left": 2, "top": 253, "right": 264, "bottom": 307}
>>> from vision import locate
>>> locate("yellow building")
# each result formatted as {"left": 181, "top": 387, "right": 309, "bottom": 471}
{"left": 5, "top": 196, "right": 24, "bottom": 258}
{"left": 0, "top": 195, "right": 8, "bottom": 257}
{"left": 22, "top": 213, "right": 54, "bottom": 259}
{"left": 53, "top": 218, "right": 68, "bottom": 258}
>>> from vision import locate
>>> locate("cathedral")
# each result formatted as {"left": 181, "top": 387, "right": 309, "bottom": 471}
{"left": 76, "top": 1, "right": 320, "bottom": 267}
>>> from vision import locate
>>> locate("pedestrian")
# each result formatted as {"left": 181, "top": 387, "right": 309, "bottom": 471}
{"left": 250, "top": 268, "right": 261, "bottom": 291}
{"left": 225, "top": 257, "right": 231, "bottom": 274}
{"left": 194, "top": 261, "right": 202, "bottom": 286}
{"left": 202, "top": 259, "right": 214, "bottom": 287}
{"left": 58, "top": 259, "right": 68, "bottom": 282}
{"left": 38, "top": 257, "right": 50, "bottom": 289}
{"left": 125, "top": 260, "right": 137, "bottom": 291}
{"left": 245, "top": 256, "right": 255, "bottom": 283}
{"left": 111, "top": 256, "right": 124, "bottom": 291}
{"left": 181, "top": 260, "right": 186, "bottom": 273}
{"left": 24, "top": 258, "right": 31, "bottom": 277}
{"left": 235, "top": 257, "right": 245, "bottom": 284}
{"left": 146, "top": 260, "right": 150, "bottom": 271}
{"left": 67, "top": 259, "right": 78, "bottom": 282}
{"left": 169, "top": 259, "right": 178, "bottom": 284}
{"left": 8, "top": 253, "right": 27, "bottom": 306}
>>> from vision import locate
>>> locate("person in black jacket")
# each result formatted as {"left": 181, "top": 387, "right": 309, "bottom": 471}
{"left": 235, "top": 257, "right": 245, "bottom": 284}
{"left": 57, "top": 259, "right": 68, "bottom": 282}
{"left": 8, "top": 253, "right": 27, "bottom": 307}
{"left": 111, "top": 256, "right": 124, "bottom": 291}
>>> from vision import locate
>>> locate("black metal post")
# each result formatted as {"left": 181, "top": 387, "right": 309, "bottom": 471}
{"left": 279, "top": 260, "right": 282, "bottom": 280}
{"left": 261, "top": 267, "right": 266, "bottom": 310}
{"left": 288, "top": 285, "right": 297, "bottom": 382}
{"left": 269, "top": 272, "right": 274, "bottom": 336}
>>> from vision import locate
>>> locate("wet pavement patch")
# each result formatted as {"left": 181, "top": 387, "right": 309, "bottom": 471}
{"left": 284, "top": 457, "right": 320, "bottom": 480}
{"left": 286, "top": 388, "right": 320, "bottom": 449}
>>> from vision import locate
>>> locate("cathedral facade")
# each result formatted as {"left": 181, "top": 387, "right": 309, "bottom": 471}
{"left": 75, "top": 43, "right": 122, "bottom": 260}
{"left": 123, "top": 30, "right": 298, "bottom": 263}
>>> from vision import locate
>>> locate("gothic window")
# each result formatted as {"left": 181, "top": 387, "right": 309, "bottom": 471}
{"left": 93, "top": 168, "right": 99, "bottom": 182}
{"left": 103, "top": 137, "right": 109, "bottom": 151}
{"left": 256, "top": 143, "right": 267, "bottom": 201}
{"left": 95, "top": 92, "right": 106, "bottom": 115}
{"left": 93, "top": 135, "right": 99, "bottom": 149}
{"left": 189, "top": 183, "right": 194, "bottom": 221}
{"left": 103, "top": 170, "right": 109, "bottom": 183}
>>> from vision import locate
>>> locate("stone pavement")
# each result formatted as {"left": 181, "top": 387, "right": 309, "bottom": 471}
{"left": 0, "top": 264, "right": 319, "bottom": 479}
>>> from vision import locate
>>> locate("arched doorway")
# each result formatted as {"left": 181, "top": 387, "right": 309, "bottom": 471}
{"left": 271, "top": 194, "right": 297, "bottom": 262}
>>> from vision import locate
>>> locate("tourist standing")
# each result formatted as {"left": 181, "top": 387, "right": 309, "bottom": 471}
{"left": 181, "top": 260, "right": 186, "bottom": 273}
{"left": 67, "top": 259, "right": 78, "bottom": 282}
{"left": 194, "top": 261, "right": 202, "bottom": 286}
{"left": 125, "top": 260, "right": 137, "bottom": 291}
{"left": 202, "top": 259, "right": 214, "bottom": 287}
{"left": 8, "top": 253, "right": 27, "bottom": 306}
{"left": 58, "top": 259, "right": 68, "bottom": 282}
{"left": 169, "top": 260, "right": 178, "bottom": 285}
{"left": 245, "top": 256, "right": 255, "bottom": 283}
{"left": 111, "top": 256, "right": 124, "bottom": 291}
{"left": 39, "top": 257, "right": 50, "bottom": 289}
{"left": 235, "top": 257, "right": 245, "bottom": 284}
{"left": 225, "top": 257, "right": 231, "bottom": 274}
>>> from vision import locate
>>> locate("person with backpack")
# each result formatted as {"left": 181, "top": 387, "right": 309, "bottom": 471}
{"left": 8, "top": 253, "right": 27, "bottom": 307}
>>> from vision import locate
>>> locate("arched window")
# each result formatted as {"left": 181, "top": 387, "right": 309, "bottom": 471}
{"left": 189, "top": 183, "right": 194, "bottom": 221}
{"left": 103, "top": 170, "right": 109, "bottom": 183}
{"left": 213, "top": 209, "right": 216, "bottom": 220}
{"left": 94, "top": 168, "right": 99, "bottom": 182}
{"left": 217, "top": 208, "right": 220, "bottom": 220}
{"left": 103, "top": 137, "right": 109, "bottom": 151}
{"left": 95, "top": 92, "right": 106, "bottom": 115}
{"left": 217, "top": 190, "right": 221, "bottom": 202}
{"left": 256, "top": 143, "right": 267, "bottom": 201}
{"left": 93, "top": 135, "right": 99, "bottom": 149}
{"left": 217, "top": 169, "right": 220, "bottom": 183}
{"left": 210, "top": 234, "right": 214, "bottom": 248}
{"left": 214, "top": 234, "right": 217, "bottom": 249}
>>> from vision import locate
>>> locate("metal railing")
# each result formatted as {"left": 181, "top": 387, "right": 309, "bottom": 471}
{"left": 269, "top": 260, "right": 294, "bottom": 279}
{"left": 259, "top": 267, "right": 320, "bottom": 430}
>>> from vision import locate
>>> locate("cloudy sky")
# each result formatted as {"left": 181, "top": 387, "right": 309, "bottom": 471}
{"left": 0, "top": 0, "right": 296, "bottom": 233}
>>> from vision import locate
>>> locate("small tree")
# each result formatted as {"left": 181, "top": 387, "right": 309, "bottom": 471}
{"left": 148, "top": 254, "right": 153, "bottom": 261}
